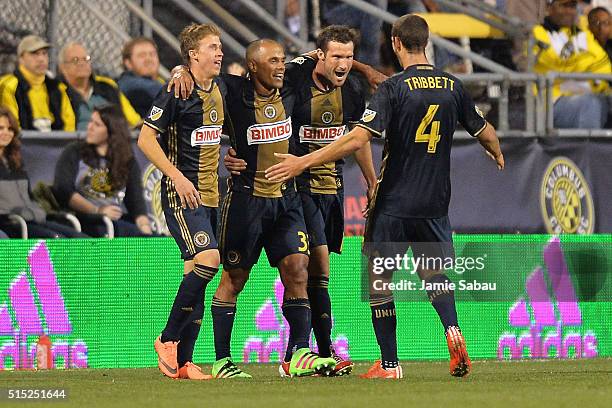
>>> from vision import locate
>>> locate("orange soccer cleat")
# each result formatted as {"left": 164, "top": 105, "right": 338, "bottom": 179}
{"left": 359, "top": 361, "right": 403, "bottom": 379}
{"left": 331, "top": 351, "right": 354, "bottom": 376}
{"left": 154, "top": 336, "right": 179, "bottom": 379}
{"left": 278, "top": 361, "right": 291, "bottom": 377}
{"left": 178, "top": 362, "right": 213, "bottom": 380}
{"left": 446, "top": 326, "right": 472, "bottom": 377}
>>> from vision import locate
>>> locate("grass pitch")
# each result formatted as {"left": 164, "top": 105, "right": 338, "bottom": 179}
{"left": 1, "top": 359, "right": 610, "bottom": 408}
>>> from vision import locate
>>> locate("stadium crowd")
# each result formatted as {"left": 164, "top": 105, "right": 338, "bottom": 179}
{"left": 1, "top": 0, "right": 612, "bottom": 239}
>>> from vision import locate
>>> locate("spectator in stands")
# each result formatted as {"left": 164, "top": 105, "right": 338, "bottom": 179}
{"left": 323, "top": 0, "right": 388, "bottom": 68}
{"left": 117, "top": 37, "right": 164, "bottom": 117}
{"left": 53, "top": 104, "right": 153, "bottom": 237}
{"left": 0, "top": 35, "right": 75, "bottom": 131}
{"left": 0, "top": 106, "right": 85, "bottom": 238}
{"left": 58, "top": 42, "right": 141, "bottom": 130}
{"left": 588, "top": 6, "right": 612, "bottom": 59}
{"left": 533, "top": 0, "right": 611, "bottom": 129}
{"left": 0, "top": 229, "right": 8, "bottom": 239}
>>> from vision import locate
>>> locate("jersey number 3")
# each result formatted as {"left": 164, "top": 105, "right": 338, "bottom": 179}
{"left": 416, "top": 104, "right": 441, "bottom": 153}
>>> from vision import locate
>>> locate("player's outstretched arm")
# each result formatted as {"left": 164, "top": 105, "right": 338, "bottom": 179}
{"left": 476, "top": 122, "right": 505, "bottom": 170}
{"left": 265, "top": 126, "right": 373, "bottom": 182}
{"left": 353, "top": 140, "right": 378, "bottom": 213}
{"left": 137, "top": 125, "right": 203, "bottom": 209}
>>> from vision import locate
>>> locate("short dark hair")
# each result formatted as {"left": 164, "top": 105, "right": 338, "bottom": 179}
{"left": 588, "top": 6, "right": 611, "bottom": 25}
{"left": 391, "top": 14, "right": 429, "bottom": 53}
{"left": 316, "top": 25, "right": 359, "bottom": 53}
{"left": 122, "top": 37, "right": 157, "bottom": 63}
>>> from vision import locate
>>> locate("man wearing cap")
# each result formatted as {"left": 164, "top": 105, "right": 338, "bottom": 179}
{"left": 533, "top": 0, "right": 612, "bottom": 129}
{"left": 0, "top": 35, "right": 75, "bottom": 131}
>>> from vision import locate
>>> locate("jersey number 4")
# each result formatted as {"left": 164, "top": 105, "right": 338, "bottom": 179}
{"left": 416, "top": 104, "right": 441, "bottom": 153}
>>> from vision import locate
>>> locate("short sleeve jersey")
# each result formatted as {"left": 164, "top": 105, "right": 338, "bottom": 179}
{"left": 222, "top": 73, "right": 299, "bottom": 198}
{"left": 144, "top": 77, "right": 227, "bottom": 208}
{"left": 358, "top": 64, "right": 486, "bottom": 218}
{"left": 288, "top": 56, "right": 366, "bottom": 194}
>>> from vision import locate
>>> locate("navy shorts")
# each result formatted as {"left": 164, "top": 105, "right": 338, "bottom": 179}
{"left": 219, "top": 191, "right": 309, "bottom": 269}
{"left": 363, "top": 209, "right": 454, "bottom": 262}
{"left": 300, "top": 191, "right": 344, "bottom": 254}
{"left": 162, "top": 191, "right": 218, "bottom": 260}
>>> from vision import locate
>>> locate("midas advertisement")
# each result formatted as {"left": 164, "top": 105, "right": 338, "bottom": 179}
{"left": 0, "top": 236, "right": 610, "bottom": 369}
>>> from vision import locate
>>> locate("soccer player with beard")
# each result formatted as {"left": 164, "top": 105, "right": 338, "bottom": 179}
{"left": 277, "top": 26, "right": 377, "bottom": 377}
{"left": 265, "top": 15, "right": 504, "bottom": 379}
{"left": 223, "top": 26, "right": 378, "bottom": 377}
{"left": 138, "top": 23, "right": 226, "bottom": 380}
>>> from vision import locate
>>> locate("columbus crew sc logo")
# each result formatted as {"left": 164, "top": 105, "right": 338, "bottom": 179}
{"left": 540, "top": 157, "right": 594, "bottom": 234}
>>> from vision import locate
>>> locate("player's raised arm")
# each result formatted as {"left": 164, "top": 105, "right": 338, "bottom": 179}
{"left": 476, "top": 122, "right": 504, "bottom": 170}
{"left": 265, "top": 126, "right": 373, "bottom": 182}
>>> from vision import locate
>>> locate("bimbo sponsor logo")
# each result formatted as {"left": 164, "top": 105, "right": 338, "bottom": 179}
{"left": 497, "top": 238, "right": 597, "bottom": 359}
{"left": 190, "top": 125, "right": 222, "bottom": 147}
{"left": 246, "top": 118, "right": 292, "bottom": 145}
{"left": 0, "top": 242, "right": 88, "bottom": 369}
{"left": 243, "top": 278, "right": 349, "bottom": 362}
{"left": 299, "top": 125, "right": 346, "bottom": 144}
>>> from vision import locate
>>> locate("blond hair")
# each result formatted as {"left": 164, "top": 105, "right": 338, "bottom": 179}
{"left": 179, "top": 23, "right": 221, "bottom": 64}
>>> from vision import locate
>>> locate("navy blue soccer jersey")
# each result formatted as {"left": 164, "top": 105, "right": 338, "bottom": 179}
{"left": 357, "top": 64, "right": 486, "bottom": 218}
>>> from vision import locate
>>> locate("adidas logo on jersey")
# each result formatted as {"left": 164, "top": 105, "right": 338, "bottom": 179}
{"left": 299, "top": 125, "right": 346, "bottom": 143}
{"left": 246, "top": 118, "right": 292, "bottom": 145}
{"left": 497, "top": 238, "right": 598, "bottom": 360}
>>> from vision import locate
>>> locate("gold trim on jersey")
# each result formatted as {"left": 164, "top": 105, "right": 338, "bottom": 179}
{"left": 253, "top": 90, "right": 289, "bottom": 197}
{"left": 165, "top": 124, "right": 180, "bottom": 208}
{"left": 196, "top": 86, "right": 223, "bottom": 207}
{"left": 355, "top": 123, "right": 382, "bottom": 137}
{"left": 218, "top": 191, "right": 233, "bottom": 255}
{"left": 143, "top": 121, "right": 164, "bottom": 133}
{"left": 308, "top": 86, "right": 344, "bottom": 194}
{"left": 174, "top": 208, "right": 196, "bottom": 255}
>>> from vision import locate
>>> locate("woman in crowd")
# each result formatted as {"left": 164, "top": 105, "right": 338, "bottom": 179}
{"left": 0, "top": 106, "right": 86, "bottom": 238}
{"left": 53, "top": 103, "right": 153, "bottom": 237}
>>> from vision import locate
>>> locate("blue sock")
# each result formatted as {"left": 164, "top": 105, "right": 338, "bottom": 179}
{"left": 282, "top": 298, "right": 311, "bottom": 361}
{"left": 307, "top": 276, "right": 332, "bottom": 358}
{"left": 178, "top": 296, "right": 204, "bottom": 367}
{"left": 211, "top": 297, "right": 236, "bottom": 360}
{"left": 425, "top": 274, "right": 459, "bottom": 331}
{"left": 370, "top": 295, "right": 398, "bottom": 369}
{"left": 161, "top": 264, "right": 217, "bottom": 342}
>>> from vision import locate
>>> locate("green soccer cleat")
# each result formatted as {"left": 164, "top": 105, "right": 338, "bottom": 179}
{"left": 211, "top": 357, "right": 252, "bottom": 378}
{"left": 289, "top": 348, "right": 336, "bottom": 377}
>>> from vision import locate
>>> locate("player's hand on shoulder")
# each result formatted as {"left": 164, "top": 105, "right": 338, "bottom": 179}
{"left": 167, "top": 65, "right": 193, "bottom": 100}
{"left": 224, "top": 147, "right": 247, "bottom": 175}
{"left": 364, "top": 66, "right": 388, "bottom": 90}
{"left": 265, "top": 153, "right": 304, "bottom": 182}
{"left": 171, "top": 172, "right": 203, "bottom": 209}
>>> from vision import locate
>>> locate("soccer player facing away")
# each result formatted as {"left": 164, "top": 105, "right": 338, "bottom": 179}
{"left": 137, "top": 23, "right": 226, "bottom": 380}
{"left": 266, "top": 15, "right": 504, "bottom": 379}
{"left": 278, "top": 26, "right": 377, "bottom": 376}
